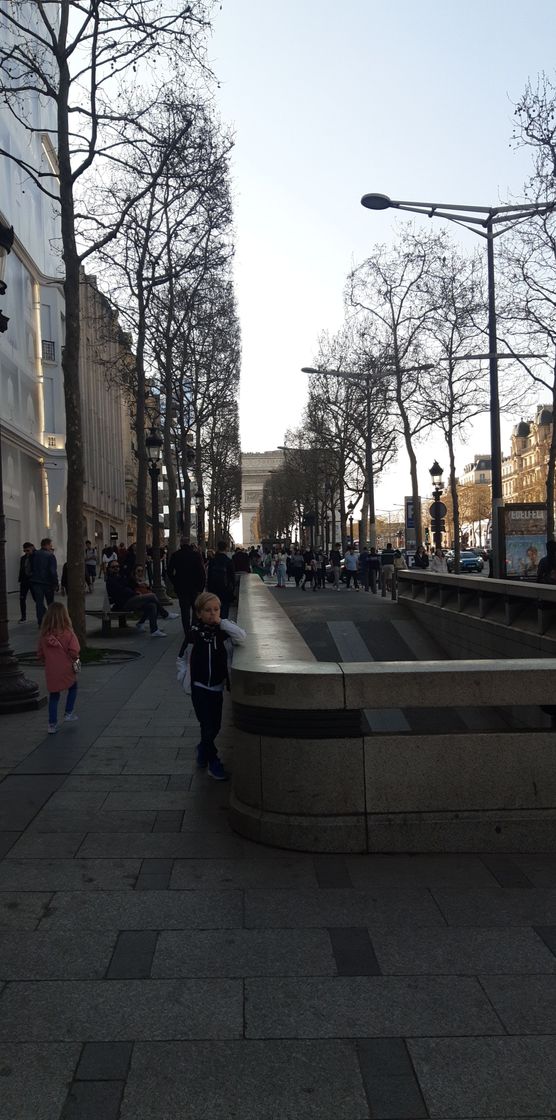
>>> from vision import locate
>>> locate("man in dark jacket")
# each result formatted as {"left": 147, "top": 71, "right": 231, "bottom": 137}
{"left": 18, "top": 542, "right": 35, "bottom": 622}
{"left": 30, "top": 538, "right": 58, "bottom": 625}
{"left": 105, "top": 560, "right": 163, "bottom": 636}
{"left": 167, "top": 538, "right": 206, "bottom": 650}
{"left": 207, "top": 541, "right": 235, "bottom": 619}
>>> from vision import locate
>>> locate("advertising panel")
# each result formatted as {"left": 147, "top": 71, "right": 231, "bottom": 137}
{"left": 405, "top": 496, "right": 420, "bottom": 551}
{"left": 502, "top": 504, "right": 547, "bottom": 579}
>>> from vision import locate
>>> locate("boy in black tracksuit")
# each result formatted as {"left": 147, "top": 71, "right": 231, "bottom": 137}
{"left": 188, "top": 592, "right": 246, "bottom": 780}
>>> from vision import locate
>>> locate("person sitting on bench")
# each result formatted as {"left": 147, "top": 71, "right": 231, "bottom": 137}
{"left": 105, "top": 560, "right": 165, "bottom": 637}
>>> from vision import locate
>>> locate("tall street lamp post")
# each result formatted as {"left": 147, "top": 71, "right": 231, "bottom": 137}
{"left": 429, "top": 460, "right": 445, "bottom": 553}
{"left": 361, "top": 191, "right": 556, "bottom": 577}
{"left": 145, "top": 424, "right": 167, "bottom": 602}
{"left": 347, "top": 501, "right": 355, "bottom": 546}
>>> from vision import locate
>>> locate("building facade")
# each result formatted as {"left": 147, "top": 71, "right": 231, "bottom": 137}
{"left": 461, "top": 455, "right": 492, "bottom": 486}
{"left": 240, "top": 450, "right": 284, "bottom": 545}
{"left": 502, "top": 406, "right": 553, "bottom": 505}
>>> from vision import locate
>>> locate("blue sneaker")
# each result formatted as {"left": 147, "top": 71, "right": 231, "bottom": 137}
{"left": 196, "top": 746, "right": 208, "bottom": 769}
{"left": 207, "top": 758, "right": 229, "bottom": 781}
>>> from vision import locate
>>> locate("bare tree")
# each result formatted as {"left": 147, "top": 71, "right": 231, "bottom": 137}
{"left": 0, "top": 0, "right": 213, "bottom": 641}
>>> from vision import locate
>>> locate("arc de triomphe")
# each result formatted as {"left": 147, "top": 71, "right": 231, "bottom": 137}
{"left": 240, "top": 450, "right": 284, "bottom": 545}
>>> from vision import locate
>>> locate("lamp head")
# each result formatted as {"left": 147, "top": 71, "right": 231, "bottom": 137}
{"left": 429, "top": 460, "right": 443, "bottom": 487}
{"left": 361, "top": 193, "right": 392, "bottom": 211}
{"left": 145, "top": 425, "right": 163, "bottom": 463}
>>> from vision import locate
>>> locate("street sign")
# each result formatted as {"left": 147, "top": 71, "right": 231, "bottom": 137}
{"left": 429, "top": 501, "right": 447, "bottom": 518}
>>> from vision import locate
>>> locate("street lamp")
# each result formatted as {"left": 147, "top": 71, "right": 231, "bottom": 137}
{"left": 347, "top": 500, "right": 355, "bottom": 546}
{"left": 429, "top": 460, "right": 444, "bottom": 553}
{"left": 194, "top": 490, "right": 204, "bottom": 547}
{"left": 145, "top": 424, "right": 167, "bottom": 601}
{"left": 361, "top": 191, "right": 556, "bottom": 577}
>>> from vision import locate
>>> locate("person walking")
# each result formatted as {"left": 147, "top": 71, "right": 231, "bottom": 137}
{"left": 358, "top": 547, "right": 370, "bottom": 591}
{"left": 301, "top": 548, "right": 315, "bottom": 591}
{"left": 380, "top": 542, "right": 395, "bottom": 595}
{"left": 290, "top": 549, "right": 305, "bottom": 587}
{"left": 167, "top": 537, "right": 207, "bottom": 653}
{"left": 368, "top": 547, "right": 381, "bottom": 594}
{"left": 37, "top": 602, "right": 80, "bottom": 734}
{"left": 344, "top": 547, "right": 360, "bottom": 590}
{"left": 30, "top": 537, "right": 58, "bottom": 625}
{"left": 84, "top": 540, "right": 98, "bottom": 592}
{"left": 17, "top": 541, "right": 35, "bottom": 622}
{"left": 178, "top": 592, "right": 246, "bottom": 780}
{"left": 206, "top": 541, "right": 236, "bottom": 618}
{"left": 275, "top": 550, "right": 287, "bottom": 588}
{"left": 413, "top": 545, "right": 430, "bottom": 570}
{"left": 429, "top": 548, "right": 448, "bottom": 574}
{"left": 329, "top": 543, "right": 342, "bottom": 591}
{"left": 106, "top": 560, "right": 165, "bottom": 637}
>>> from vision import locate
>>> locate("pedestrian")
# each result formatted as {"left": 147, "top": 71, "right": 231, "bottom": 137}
{"left": 84, "top": 540, "right": 97, "bottom": 592}
{"left": 344, "top": 547, "right": 360, "bottom": 590}
{"left": 101, "top": 544, "right": 118, "bottom": 577}
{"left": 30, "top": 537, "right": 58, "bottom": 625}
{"left": 106, "top": 559, "right": 165, "bottom": 637}
{"left": 117, "top": 541, "right": 127, "bottom": 569}
{"left": 393, "top": 549, "right": 407, "bottom": 574}
{"left": 37, "top": 602, "right": 80, "bottom": 734}
{"left": 358, "top": 547, "right": 370, "bottom": 591}
{"left": 130, "top": 565, "right": 179, "bottom": 622}
{"left": 368, "top": 548, "right": 381, "bottom": 594}
{"left": 380, "top": 542, "right": 395, "bottom": 594}
{"left": 429, "top": 548, "right": 448, "bottom": 574}
{"left": 536, "top": 540, "right": 556, "bottom": 584}
{"left": 167, "top": 537, "right": 207, "bottom": 653}
{"left": 178, "top": 591, "right": 246, "bottom": 780}
{"left": 17, "top": 541, "right": 35, "bottom": 622}
{"left": 290, "top": 549, "right": 305, "bottom": 587}
{"left": 206, "top": 541, "right": 236, "bottom": 618}
{"left": 413, "top": 545, "right": 430, "bottom": 570}
{"left": 317, "top": 550, "right": 327, "bottom": 589}
{"left": 329, "top": 543, "right": 342, "bottom": 591}
{"left": 301, "top": 548, "right": 315, "bottom": 591}
{"left": 275, "top": 550, "right": 287, "bottom": 588}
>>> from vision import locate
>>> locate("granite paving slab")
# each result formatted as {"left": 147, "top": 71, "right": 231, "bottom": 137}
{"left": 152, "top": 928, "right": 337, "bottom": 977}
{"left": 0, "top": 857, "right": 140, "bottom": 891}
{"left": 76, "top": 832, "right": 247, "bottom": 859}
{"left": 479, "top": 974, "right": 556, "bottom": 1033}
{"left": 244, "top": 976, "right": 505, "bottom": 1038}
{"left": 37, "top": 889, "right": 243, "bottom": 930}
{"left": 120, "top": 1040, "right": 369, "bottom": 1120}
{"left": 345, "top": 854, "right": 498, "bottom": 889}
{"left": 513, "top": 854, "right": 556, "bottom": 887}
{"left": 6, "top": 833, "right": 86, "bottom": 858}
{"left": 0, "top": 930, "right": 117, "bottom": 980}
{"left": 59, "top": 1080, "right": 125, "bottom": 1120}
{"left": 121, "top": 759, "right": 195, "bottom": 775}
{"left": 59, "top": 775, "right": 171, "bottom": 791}
{"left": 244, "top": 888, "right": 447, "bottom": 928}
{"left": 0, "top": 978, "right": 243, "bottom": 1041}
{"left": 433, "top": 887, "right": 556, "bottom": 925}
{"left": 0, "top": 1042, "right": 81, "bottom": 1120}
{"left": 0, "top": 892, "right": 52, "bottom": 930}
{"left": 371, "top": 927, "right": 556, "bottom": 974}
{"left": 26, "top": 810, "right": 157, "bottom": 832}
{"left": 0, "top": 832, "right": 19, "bottom": 858}
{"left": 102, "top": 791, "right": 198, "bottom": 811}
{"left": 170, "top": 857, "right": 318, "bottom": 890}
{"left": 75, "top": 1040, "right": 133, "bottom": 1080}
{"left": 408, "top": 1036, "right": 556, "bottom": 1118}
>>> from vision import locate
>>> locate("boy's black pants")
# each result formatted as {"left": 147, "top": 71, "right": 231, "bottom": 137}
{"left": 191, "top": 685, "right": 223, "bottom": 762}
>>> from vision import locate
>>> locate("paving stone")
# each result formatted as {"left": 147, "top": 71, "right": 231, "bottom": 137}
{"left": 514, "top": 854, "right": 556, "bottom": 887}
{"left": 152, "top": 928, "right": 336, "bottom": 977}
{"left": 0, "top": 978, "right": 243, "bottom": 1040}
{"left": 345, "top": 853, "right": 499, "bottom": 889}
{"left": 371, "top": 926, "right": 556, "bottom": 974}
{"left": 103, "top": 791, "right": 200, "bottom": 811}
{"left": 42, "top": 792, "right": 109, "bottom": 812}
{"left": 480, "top": 855, "right": 534, "bottom": 887}
{"left": 0, "top": 892, "right": 52, "bottom": 930}
{"left": 535, "top": 925, "right": 556, "bottom": 957}
{"left": 135, "top": 859, "right": 174, "bottom": 890}
{"left": 6, "top": 833, "right": 86, "bottom": 858}
{"left": 0, "top": 931, "right": 117, "bottom": 980}
{"left": 356, "top": 1038, "right": 427, "bottom": 1119}
{"left": 75, "top": 1040, "right": 133, "bottom": 1080}
{"left": 121, "top": 759, "right": 194, "bottom": 774}
{"left": 60, "top": 1080, "right": 124, "bottom": 1119}
{"left": 245, "top": 888, "right": 446, "bottom": 929}
{"left": 480, "top": 974, "right": 556, "bottom": 1033}
{"left": 0, "top": 858, "right": 140, "bottom": 891}
{"left": 244, "top": 976, "right": 504, "bottom": 1038}
{"left": 170, "top": 857, "right": 318, "bottom": 890}
{"left": 37, "top": 889, "right": 243, "bottom": 930}
{"left": 26, "top": 810, "right": 157, "bottom": 833}
{"left": 106, "top": 931, "right": 158, "bottom": 978}
{"left": 0, "top": 1042, "right": 81, "bottom": 1120}
{"left": 0, "top": 832, "right": 19, "bottom": 857}
{"left": 328, "top": 928, "right": 381, "bottom": 975}
{"left": 61, "top": 775, "right": 170, "bottom": 792}
{"left": 408, "top": 1036, "right": 556, "bottom": 1117}
{"left": 432, "top": 887, "right": 556, "bottom": 925}
{"left": 0, "top": 774, "right": 67, "bottom": 829}
{"left": 120, "top": 1040, "right": 369, "bottom": 1119}
{"left": 313, "top": 855, "right": 353, "bottom": 888}
{"left": 166, "top": 775, "right": 193, "bottom": 791}
{"left": 77, "top": 832, "right": 246, "bottom": 859}
{"left": 152, "top": 811, "right": 184, "bottom": 832}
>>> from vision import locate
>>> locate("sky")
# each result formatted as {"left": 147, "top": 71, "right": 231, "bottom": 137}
{"left": 209, "top": 0, "right": 556, "bottom": 526}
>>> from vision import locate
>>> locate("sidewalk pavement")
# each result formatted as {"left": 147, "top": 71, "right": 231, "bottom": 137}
{"left": 2, "top": 586, "right": 556, "bottom": 1117}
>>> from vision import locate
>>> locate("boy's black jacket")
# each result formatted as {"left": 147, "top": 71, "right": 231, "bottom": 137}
{"left": 189, "top": 623, "right": 229, "bottom": 688}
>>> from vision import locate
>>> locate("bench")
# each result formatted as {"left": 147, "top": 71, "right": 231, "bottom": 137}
{"left": 86, "top": 592, "right": 138, "bottom": 637}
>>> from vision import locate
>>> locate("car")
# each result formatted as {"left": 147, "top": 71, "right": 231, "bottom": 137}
{"left": 447, "top": 550, "right": 484, "bottom": 573}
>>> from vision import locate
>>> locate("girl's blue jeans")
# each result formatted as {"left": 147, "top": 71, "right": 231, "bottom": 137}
{"left": 48, "top": 683, "right": 78, "bottom": 724}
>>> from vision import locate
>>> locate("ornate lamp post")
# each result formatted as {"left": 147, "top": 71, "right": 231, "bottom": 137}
{"left": 145, "top": 424, "right": 167, "bottom": 601}
{"left": 361, "top": 191, "right": 556, "bottom": 577}
{"left": 194, "top": 491, "right": 204, "bottom": 547}
{"left": 347, "top": 501, "right": 355, "bottom": 547}
{"left": 429, "top": 461, "right": 445, "bottom": 553}
{"left": 0, "top": 221, "right": 41, "bottom": 710}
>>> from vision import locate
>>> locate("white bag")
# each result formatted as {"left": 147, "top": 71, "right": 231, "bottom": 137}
{"left": 176, "top": 648, "right": 192, "bottom": 695}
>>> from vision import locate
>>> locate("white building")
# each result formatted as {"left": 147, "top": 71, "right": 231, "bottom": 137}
{"left": 0, "top": 42, "right": 67, "bottom": 591}
{"left": 240, "top": 450, "right": 284, "bottom": 545}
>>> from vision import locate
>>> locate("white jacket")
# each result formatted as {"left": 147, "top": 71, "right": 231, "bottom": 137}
{"left": 176, "top": 618, "right": 246, "bottom": 695}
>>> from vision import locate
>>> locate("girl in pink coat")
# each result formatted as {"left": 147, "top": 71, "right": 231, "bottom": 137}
{"left": 37, "top": 602, "right": 80, "bottom": 734}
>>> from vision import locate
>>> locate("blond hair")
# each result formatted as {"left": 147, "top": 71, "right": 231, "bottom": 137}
{"left": 40, "top": 601, "right": 73, "bottom": 637}
{"left": 194, "top": 591, "right": 221, "bottom": 615}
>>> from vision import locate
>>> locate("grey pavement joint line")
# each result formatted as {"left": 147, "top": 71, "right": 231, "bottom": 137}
{"left": 356, "top": 1037, "right": 429, "bottom": 1119}
{"left": 105, "top": 931, "right": 159, "bottom": 979}
{"left": 534, "top": 926, "right": 556, "bottom": 957}
{"left": 328, "top": 928, "right": 382, "bottom": 976}
{"left": 480, "top": 855, "right": 535, "bottom": 888}
{"left": 135, "top": 858, "right": 174, "bottom": 890}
